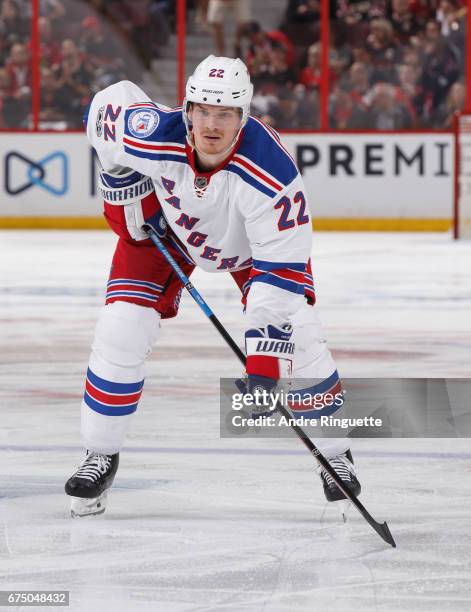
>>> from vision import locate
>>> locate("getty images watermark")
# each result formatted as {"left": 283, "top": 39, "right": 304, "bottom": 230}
{"left": 220, "top": 378, "right": 471, "bottom": 438}
{"left": 230, "top": 387, "right": 381, "bottom": 429}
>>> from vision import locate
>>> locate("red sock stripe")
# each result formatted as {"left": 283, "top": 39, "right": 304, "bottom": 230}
{"left": 85, "top": 379, "right": 143, "bottom": 406}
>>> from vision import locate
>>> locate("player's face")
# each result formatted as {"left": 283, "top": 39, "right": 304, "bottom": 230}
{"left": 189, "top": 104, "right": 241, "bottom": 156}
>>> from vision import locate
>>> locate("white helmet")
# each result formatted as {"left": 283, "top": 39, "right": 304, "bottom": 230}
{"left": 183, "top": 55, "right": 253, "bottom": 130}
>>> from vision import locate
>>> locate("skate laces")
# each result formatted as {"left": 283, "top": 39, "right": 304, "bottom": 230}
{"left": 73, "top": 453, "right": 111, "bottom": 483}
{"left": 320, "top": 452, "right": 356, "bottom": 487}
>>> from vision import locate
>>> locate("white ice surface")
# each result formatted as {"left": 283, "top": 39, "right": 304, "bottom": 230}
{"left": 0, "top": 231, "right": 470, "bottom": 612}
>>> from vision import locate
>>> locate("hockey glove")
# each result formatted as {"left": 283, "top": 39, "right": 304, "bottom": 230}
{"left": 235, "top": 323, "right": 294, "bottom": 418}
{"left": 235, "top": 374, "right": 279, "bottom": 418}
{"left": 100, "top": 166, "right": 167, "bottom": 241}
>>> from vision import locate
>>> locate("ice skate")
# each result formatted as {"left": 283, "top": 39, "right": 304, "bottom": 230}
{"left": 65, "top": 452, "right": 119, "bottom": 518}
{"left": 318, "top": 449, "right": 361, "bottom": 512}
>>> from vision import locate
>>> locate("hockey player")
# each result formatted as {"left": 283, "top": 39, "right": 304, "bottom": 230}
{"left": 65, "top": 55, "right": 360, "bottom": 517}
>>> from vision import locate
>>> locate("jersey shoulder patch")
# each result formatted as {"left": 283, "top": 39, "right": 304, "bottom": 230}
{"left": 123, "top": 102, "right": 188, "bottom": 164}
{"left": 226, "top": 117, "right": 298, "bottom": 198}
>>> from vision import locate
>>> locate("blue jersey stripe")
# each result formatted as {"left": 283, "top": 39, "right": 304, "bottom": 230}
{"left": 124, "top": 147, "right": 189, "bottom": 164}
{"left": 288, "top": 371, "right": 342, "bottom": 419}
{"left": 250, "top": 273, "right": 305, "bottom": 295}
{"left": 294, "top": 371, "right": 340, "bottom": 396}
{"left": 237, "top": 118, "right": 298, "bottom": 187}
{"left": 226, "top": 165, "right": 276, "bottom": 198}
{"left": 252, "top": 260, "right": 306, "bottom": 272}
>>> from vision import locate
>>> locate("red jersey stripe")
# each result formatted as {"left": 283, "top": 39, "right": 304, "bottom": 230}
{"left": 233, "top": 156, "right": 283, "bottom": 191}
{"left": 123, "top": 137, "right": 186, "bottom": 152}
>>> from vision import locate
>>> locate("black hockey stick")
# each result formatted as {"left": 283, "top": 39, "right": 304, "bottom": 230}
{"left": 146, "top": 227, "right": 396, "bottom": 548}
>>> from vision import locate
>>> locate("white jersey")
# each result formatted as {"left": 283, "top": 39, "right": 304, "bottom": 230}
{"left": 87, "top": 81, "right": 314, "bottom": 328}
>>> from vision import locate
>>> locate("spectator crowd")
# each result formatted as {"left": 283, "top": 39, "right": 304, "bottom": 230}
{"left": 241, "top": 0, "right": 468, "bottom": 129}
{"left": 0, "top": 0, "right": 173, "bottom": 129}
{"left": 0, "top": 0, "right": 468, "bottom": 130}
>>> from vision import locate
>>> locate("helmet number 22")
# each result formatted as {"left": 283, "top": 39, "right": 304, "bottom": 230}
{"left": 274, "top": 191, "right": 310, "bottom": 231}
{"left": 209, "top": 68, "right": 225, "bottom": 78}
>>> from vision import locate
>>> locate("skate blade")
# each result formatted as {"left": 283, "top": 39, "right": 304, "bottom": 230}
{"left": 70, "top": 491, "right": 108, "bottom": 518}
{"left": 332, "top": 499, "right": 351, "bottom": 523}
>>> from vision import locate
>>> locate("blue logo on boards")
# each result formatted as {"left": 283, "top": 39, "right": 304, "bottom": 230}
{"left": 4, "top": 151, "right": 69, "bottom": 196}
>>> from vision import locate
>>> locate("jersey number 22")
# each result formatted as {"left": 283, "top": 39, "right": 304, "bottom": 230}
{"left": 275, "top": 191, "right": 309, "bottom": 231}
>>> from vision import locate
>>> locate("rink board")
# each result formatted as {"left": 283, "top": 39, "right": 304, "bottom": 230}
{"left": 0, "top": 132, "right": 453, "bottom": 230}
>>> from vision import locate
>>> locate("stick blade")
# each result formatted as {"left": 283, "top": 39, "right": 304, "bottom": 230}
{"left": 375, "top": 520, "right": 396, "bottom": 548}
